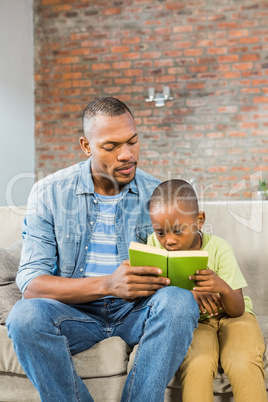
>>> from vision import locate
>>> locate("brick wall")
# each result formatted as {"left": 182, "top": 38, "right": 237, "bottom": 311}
{"left": 34, "top": 0, "right": 268, "bottom": 201}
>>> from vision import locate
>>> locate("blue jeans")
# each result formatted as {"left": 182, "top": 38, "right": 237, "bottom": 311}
{"left": 7, "top": 287, "right": 199, "bottom": 402}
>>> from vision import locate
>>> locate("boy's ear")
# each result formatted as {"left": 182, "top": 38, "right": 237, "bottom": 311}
{"left": 80, "top": 136, "right": 91, "bottom": 157}
{"left": 196, "top": 211, "right": 205, "bottom": 230}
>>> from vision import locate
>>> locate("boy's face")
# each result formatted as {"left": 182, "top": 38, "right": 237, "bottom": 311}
{"left": 150, "top": 203, "right": 205, "bottom": 251}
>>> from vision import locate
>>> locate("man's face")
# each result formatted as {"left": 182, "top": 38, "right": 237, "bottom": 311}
{"left": 81, "top": 112, "right": 140, "bottom": 194}
{"left": 150, "top": 204, "right": 204, "bottom": 251}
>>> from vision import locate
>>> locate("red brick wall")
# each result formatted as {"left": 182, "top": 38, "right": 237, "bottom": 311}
{"left": 34, "top": 0, "right": 268, "bottom": 201}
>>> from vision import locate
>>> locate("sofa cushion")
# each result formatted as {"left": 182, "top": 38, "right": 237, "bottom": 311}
{"left": 73, "top": 336, "right": 131, "bottom": 379}
{"left": 0, "top": 241, "right": 22, "bottom": 324}
{"left": 0, "top": 206, "right": 25, "bottom": 248}
{"left": 258, "top": 315, "right": 268, "bottom": 387}
{"left": 0, "top": 324, "right": 131, "bottom": 379}
{"left": 0, "top": 324, "right": 25, "bottom": 375}
{"left": 203, "top": 201, "right": 268, "bottom": 316}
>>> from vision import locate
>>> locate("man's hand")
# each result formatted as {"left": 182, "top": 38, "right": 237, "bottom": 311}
{"left": 106, "top": 260, "right": 170, "bottom": 301}
{"left": 191, "top": 291, "right": 223, "bottom": 317}
{"left": 189, "top": 268, "right": 229, "bottom": 295}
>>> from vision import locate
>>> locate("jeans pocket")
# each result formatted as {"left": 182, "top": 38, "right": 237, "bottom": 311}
{"left": 56, "top": 230, "right": 81, "bottom": 276}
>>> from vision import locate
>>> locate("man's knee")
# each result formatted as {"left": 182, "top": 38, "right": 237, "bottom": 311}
{"left": 152, "top": 286, "right": 199, "bottom": 322}
{"left": 7, "top": 298, "right": 52, "bottom": 340}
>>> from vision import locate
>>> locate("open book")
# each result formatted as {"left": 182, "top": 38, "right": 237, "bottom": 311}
{"left": 129, "top": 241, "right": 208, "bottom": 290}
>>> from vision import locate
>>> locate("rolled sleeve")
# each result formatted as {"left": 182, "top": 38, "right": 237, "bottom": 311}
{"left": 16, "top": 184, "right": 57, "bottom": 293}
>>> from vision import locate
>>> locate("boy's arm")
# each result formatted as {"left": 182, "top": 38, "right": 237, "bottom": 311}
{"left": 190, "top": 269, "right": 245, "bottom": 317}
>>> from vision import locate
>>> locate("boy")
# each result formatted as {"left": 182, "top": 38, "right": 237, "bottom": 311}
{"left": 148, "top": 179, "right": 266, "bottom": 402}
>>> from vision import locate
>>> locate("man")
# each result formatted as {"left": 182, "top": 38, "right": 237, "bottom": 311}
{"left": 7, "top": 97, "right": 199, "bottom": 402}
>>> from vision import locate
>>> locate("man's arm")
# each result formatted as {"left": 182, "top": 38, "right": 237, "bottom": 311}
{"left": 24, "top": 261, "right": 170, "bottom": 303}
{"left": 20, "top": 180, "right": 169, "bottom": 303}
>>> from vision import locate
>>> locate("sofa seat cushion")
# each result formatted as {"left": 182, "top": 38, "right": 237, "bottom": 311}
{"left": 73, "top": 336, "right": 132, "bottom": 379}
{"left": 0, "top": 325, "right": 25, "bottom": 375}
{"left": 0, "top": 325, "right": 131, "bottom": 379}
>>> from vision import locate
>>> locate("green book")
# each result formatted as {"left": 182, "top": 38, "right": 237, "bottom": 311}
{"left": 129, "top": 241, "right": 208, "bottom": 290}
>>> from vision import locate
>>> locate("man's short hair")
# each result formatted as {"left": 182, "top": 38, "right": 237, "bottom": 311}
{"left": 82, "top": 97, "right": 134, "bottom": 137}
{"left": 150, "top": 179, "right": 199, "bottom": 216}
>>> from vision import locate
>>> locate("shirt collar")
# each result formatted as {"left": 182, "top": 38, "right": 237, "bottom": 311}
{"left": 76, "top": 158, "right": 139, "bottom": 195}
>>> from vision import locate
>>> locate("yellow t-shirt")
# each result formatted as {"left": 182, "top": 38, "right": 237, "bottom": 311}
{"left": 147, "top": 232, "right": 253, "bottom": 320}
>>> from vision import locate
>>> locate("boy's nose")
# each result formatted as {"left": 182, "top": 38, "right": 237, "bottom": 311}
{"left": 165, "top": 236, "right": 177, "bottom": 247}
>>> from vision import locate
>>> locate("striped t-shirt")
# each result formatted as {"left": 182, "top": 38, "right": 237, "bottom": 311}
{"left": 83, "top": 192, "right": 123, "bottom": 278}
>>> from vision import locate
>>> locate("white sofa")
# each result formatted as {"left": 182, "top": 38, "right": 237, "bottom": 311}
{"left": 0, "top": 202, "right": 267, "bottom": 401}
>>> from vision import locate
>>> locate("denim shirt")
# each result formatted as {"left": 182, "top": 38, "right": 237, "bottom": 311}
{"left": 17, "top": 159, "right": 161, "bottom": 293}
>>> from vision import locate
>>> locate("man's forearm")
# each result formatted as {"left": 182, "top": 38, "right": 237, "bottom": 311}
{"left": 23, "top": 263, "right": 170, "bottom": 303}
{"left": 23, "top": 275, "right": 111, "bottom": 304}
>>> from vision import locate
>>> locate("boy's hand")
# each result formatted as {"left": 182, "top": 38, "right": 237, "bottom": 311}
{"left": 189, "top": 268, "right": 229, "bottom": 295}
{"left": 191, "top": 291, "right": 223, "bottom": 317}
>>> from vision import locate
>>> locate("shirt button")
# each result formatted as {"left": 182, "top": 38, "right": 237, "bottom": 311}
{"left": 93, "top": 199, "right": 97, "bottom": 204}
{"left": 66, "top": 234, "right": 69, "bottom": 238}
{"left": 90, "top": 221, "right": 94, "bottom": 225}
{"left": 80, "top": 268, "right": 84, "bottom": 272}
{"left": 85, "top": 246, "right": 88, "bottom": 250}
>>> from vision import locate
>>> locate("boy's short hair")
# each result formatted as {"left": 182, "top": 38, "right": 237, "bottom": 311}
{"left": 149, "top": 179, "right": 199, "bottom": 216}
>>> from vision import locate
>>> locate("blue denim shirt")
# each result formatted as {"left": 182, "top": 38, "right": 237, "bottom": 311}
{"left": 17, "top": 159, "right": 161, "bottom": 293}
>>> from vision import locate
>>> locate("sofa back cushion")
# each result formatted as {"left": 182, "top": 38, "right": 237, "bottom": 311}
{"left": 203, "top": 201, "right": 268, "bottom": 316}
{"left": 0, "top": 241, "right": 22, "bottom": 324}
{"left": 0, "top": 207, "right": 25, "bottom": 248}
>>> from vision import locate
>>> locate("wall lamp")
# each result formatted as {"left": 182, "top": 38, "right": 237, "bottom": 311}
{"left": 145, "top": 86, "right": 174, "bottom": 107}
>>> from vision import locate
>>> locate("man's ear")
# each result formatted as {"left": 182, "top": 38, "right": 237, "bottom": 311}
{"left": 80, "top": 136, "right": 91, "bottom": 157}
{"left": 196, "top": 211, "right": 205, "bottom": 230}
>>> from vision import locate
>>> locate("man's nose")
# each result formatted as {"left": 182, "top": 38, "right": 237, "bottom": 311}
{"left": 117, "top": 144, "right": 133, "bottom": 161}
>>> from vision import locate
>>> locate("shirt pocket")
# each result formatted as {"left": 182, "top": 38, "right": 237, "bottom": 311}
{"left": 135, "top": 223, "right": 153, "bottom": 244}
{"left": 55, "top": 230, "right": 81, "bottom": 276}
